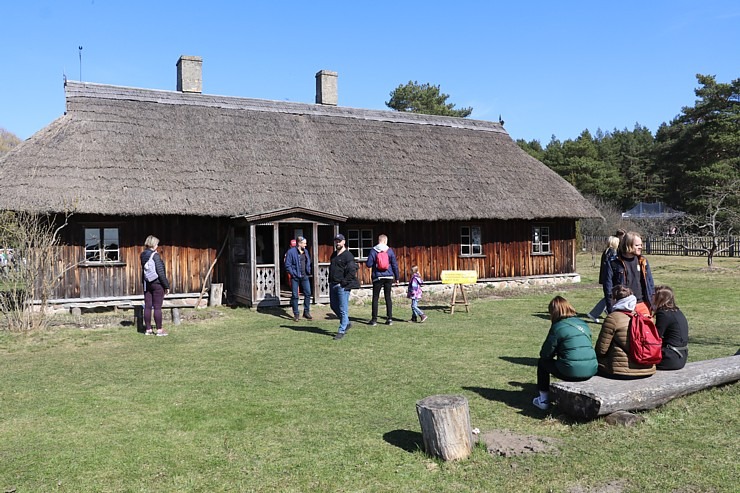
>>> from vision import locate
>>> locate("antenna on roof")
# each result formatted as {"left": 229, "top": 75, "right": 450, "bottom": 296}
{"left": 78, "top": 46, "right": 83, "bottom": 81}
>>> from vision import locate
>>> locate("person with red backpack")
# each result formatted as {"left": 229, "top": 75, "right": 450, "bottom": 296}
{"left": 366, "top": 234, "right": 399, "bottom": 326}
{"left": 596, "top": 285, "right": 657, "bottom": 379}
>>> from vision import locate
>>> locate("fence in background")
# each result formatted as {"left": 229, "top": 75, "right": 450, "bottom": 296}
{"left": 583, "top": 235, "right": 739, "bottom": 257}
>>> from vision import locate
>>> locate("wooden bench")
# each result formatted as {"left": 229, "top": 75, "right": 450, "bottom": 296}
{"left": 60, "top": 294, "right": 206, "bottom": 327}
{"left": 550, "top": 355, "right": 740, "bottom": 419}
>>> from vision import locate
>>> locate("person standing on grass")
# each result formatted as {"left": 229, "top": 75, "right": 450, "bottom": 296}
{"left": 533, "top": 296, "right": 598, "bottom": 411}
{"left": 587, "top": 232, "right": 623, "bottom": 323}
{"left": 141, "top": 235, "right": 170, "bottom": 336}
{"left": 407, "top": 265, "right": 427, "bottom": 323}
{"left": 366, "top": 234, "right": 399, "bottom": 326}
{"left": 284, "top": 236, "right": 312, "bottom": 322}
{"left": 603, "top": 231, "right": 655, "bottom": 317}
{"left": 652, "top": 285, "right": 689, "bottom": 370}
{"left": 329, "top": 234, "right": 360, "bottom": 340}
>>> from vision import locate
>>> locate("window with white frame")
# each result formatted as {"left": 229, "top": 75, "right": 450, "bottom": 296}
{"left": 460, "top": 225, "right": 482, "bottom": 256}
{"left": 532, "top": 225, "right": 551, "bottom": 254}
{"left": 84, "top": 227, "right": 120, "bottom": 262}
{"left": 347, "top": 229, "right": 373, "bottom": 259}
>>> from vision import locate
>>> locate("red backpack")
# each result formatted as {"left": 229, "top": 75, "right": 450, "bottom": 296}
{"left": 376, "top": 250, "right": 390, "bottom": 271}
{"left": 623, "top": 311, "right": 663, "bottom": 365}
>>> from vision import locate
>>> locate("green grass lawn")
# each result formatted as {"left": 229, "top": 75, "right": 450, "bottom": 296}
{"left": 1, "top": 254, "right": 738, "bottom": 492}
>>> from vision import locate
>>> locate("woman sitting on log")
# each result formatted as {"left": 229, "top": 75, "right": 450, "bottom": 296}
{"left": 533, "top": 296, "right": 598, "bottom": 410}
{"left": 653, "top": 285, "right": 689, "bottom": 370}
{"left": 596, "top": 285, "right": 656, "bottom": 379}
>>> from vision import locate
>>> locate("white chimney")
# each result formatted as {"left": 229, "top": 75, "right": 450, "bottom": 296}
{"left": 315, "top": 70, "right": 338, "bottom": 106}
{"left": 177, "top": 55, "right": 202, "bottom": 93}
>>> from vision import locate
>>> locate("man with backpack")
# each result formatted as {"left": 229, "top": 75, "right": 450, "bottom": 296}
{"left": 366, "top": 234, "right": 399, "bottom": 326}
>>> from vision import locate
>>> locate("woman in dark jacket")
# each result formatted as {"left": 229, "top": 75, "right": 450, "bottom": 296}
{"left": 141, "top": 235, "right": 171, "bottom": 336}
{"left": 533, "top": 296, "right": 598, "bottom": 410}
{"left": 652, "top": 285, "right": 689, "bottom": 370}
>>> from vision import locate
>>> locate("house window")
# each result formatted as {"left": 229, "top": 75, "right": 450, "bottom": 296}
{"left": 347, "top": 229, "right": 373, "bottom": 260}
{"left": 85, "top": 227, "right": 120, "bottom": 262}
{"left": 532, "top": 225, "right": 551, "bottom": 254}
{"left": 461, "top": 226, "right": 482, "bottom": 256}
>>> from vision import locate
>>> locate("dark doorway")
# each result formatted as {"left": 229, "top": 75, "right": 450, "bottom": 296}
{"left": 279, "top": 224, "right": 313, "bottom": 299}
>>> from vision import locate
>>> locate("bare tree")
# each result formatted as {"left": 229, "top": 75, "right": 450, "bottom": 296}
{"left": 672, "top": 181, "right": 740, "bottom": 267}
{"left": 579, "top": 195, "right": 634, "bottom": 266}
{"left": 0, "top": 211, "right": 73, "bottom": 331}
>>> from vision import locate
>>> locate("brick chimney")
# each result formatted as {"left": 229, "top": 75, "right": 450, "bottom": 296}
{"left": 315, "top": 70, "right": 338, "bottom": 106}
{"left": 176, "top": 55, "right": 202, "bottom": 93}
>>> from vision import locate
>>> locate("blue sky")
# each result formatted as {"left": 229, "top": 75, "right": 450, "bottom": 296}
{"left": 2, "top": 1, "right": 738, "bottom": 144}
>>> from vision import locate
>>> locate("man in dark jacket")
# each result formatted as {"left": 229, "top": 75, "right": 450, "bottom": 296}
{"left": 284, "top": 236, "right": 312, "bottom": 322}
{"left": 329, "top": 234, "right": 360, "bottom": 340}
{"left": 366, "top": 234, "right": 400, "bottom": 326}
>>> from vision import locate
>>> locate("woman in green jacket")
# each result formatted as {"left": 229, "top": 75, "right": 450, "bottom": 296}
{"left": 533, "top": 296, "right": 598, "bottom": 410}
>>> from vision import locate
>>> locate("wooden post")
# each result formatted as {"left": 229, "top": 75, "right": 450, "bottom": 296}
{"left": 171, "top": 307, "right": 181, "bottom": 326}
{"left": 416, "top": 395, "right": 473, "bottom": 461}
{"left": 209, "top": 283, "right": 223, "bottom": 307}
{"left": 134, "top": 305, "right": 144, "bottom": 331}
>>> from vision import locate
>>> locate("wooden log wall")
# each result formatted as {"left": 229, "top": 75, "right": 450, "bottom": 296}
{"left": 53, "top": 214, "right": 230, "bottom": 299}
{"left": 344, "top": 219, "right": 576, "bottom": 285}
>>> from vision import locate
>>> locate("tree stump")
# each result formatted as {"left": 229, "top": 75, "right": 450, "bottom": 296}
{"left": 416, "top": 395, "right": 473, "bottom": 461}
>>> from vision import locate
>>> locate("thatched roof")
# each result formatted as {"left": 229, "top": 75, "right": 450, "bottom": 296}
{"left": 0, "top": 81, "right": 600, "bottom": 221}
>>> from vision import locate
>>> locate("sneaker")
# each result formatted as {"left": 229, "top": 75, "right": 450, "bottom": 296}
{"left": 385, "top": 319, "right": 393, "bottom": 326}
{"left": 410, "top": 317, "right": 418, "bottom": 323}
{"left": 532, "top": 396, "right": 550, "bottom": 410}
{"left": 333, "top": 332, "right": 345, "bottom": 340}
{"left": 156, "top": 330, "right": 169, "bottom": 337}
{"left": 303, "top": 312, "right": 313, "bottom": 320}
{"left": 587, "top": 314, "right": 600, "bottom": 324}
{"left": 420, "top": 315, "right": 428, "bottom": 323}
{"left": 293, "top": 314, "right": 300, "bottom": 322}
{"left": 145, "top": 329, "right": 154, "bottom": 336}
{"left": 369, "top": 319, "right": 378, "bottom": 326}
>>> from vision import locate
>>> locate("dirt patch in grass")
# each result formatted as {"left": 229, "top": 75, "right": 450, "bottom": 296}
{"left": 479, "top": 429, "right": 560, "bottom": 457}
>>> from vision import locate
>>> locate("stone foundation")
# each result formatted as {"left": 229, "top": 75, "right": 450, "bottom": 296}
{"left": 349, "top": 273, "right": 581, "bottom": 304}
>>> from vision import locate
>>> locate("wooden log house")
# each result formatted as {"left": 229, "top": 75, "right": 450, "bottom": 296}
{"left": 0, "top": 56, "right": 600, "bottom": 307}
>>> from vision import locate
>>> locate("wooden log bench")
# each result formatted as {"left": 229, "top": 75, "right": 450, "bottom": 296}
{"left": 58, "top": 294, "right": 206, "bottom": 328}
{"left": 550, "top": 355, "right": 740, "bottom": 419}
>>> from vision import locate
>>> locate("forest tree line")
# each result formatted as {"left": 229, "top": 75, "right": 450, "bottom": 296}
{"left": 516, "top": 74, "right": 740, "bottom": 228}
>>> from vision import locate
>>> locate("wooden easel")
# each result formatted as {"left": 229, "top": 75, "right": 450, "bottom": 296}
{"left": 450, "top": 284, "right": 469, "bottom": 314}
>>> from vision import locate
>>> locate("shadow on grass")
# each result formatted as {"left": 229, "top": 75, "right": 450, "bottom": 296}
{"left": 464, "top": 382, "right": 542, "bottom": 417}
{"left": 383, "top": 429, "right": 423, "bottom": 454}
{"left": 256, "top": 306, "right": 294, "bottom": 320}
{"left": 532, "top": 312, "right": 550, "bottom": 320}
{"left": 499, "top": 356, "right": 538, "bottom": 367}
{"left": 281, "top": 324, "right": 335, "bottom": 338}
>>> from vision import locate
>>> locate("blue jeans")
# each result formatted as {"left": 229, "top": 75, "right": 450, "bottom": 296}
{"left": 411, "top": 298, "right": 425, "bottom": 318}
{"left": 588, "top": 298, "right": 606, "bottom": 319}
{"left": 329, "top": 283, "right": 350, "bottom": 333}
{"left": 291, "top": 276, "right": 312, "bottom": 316}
